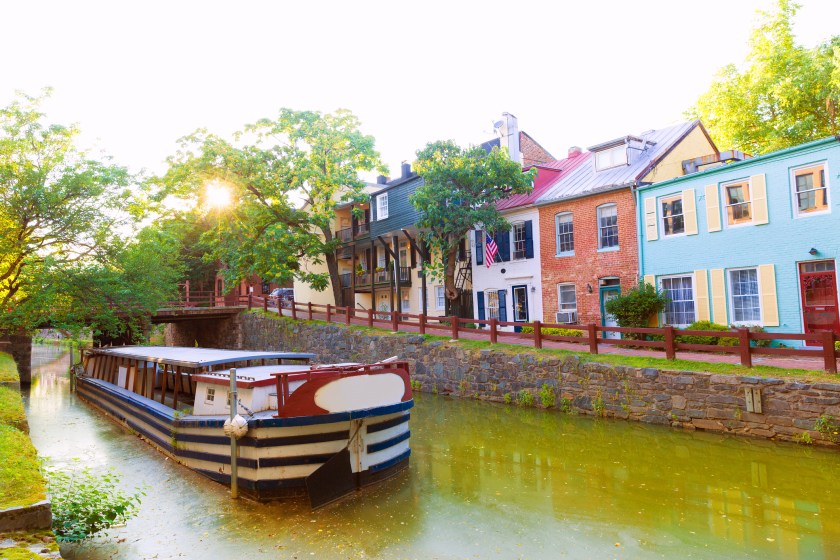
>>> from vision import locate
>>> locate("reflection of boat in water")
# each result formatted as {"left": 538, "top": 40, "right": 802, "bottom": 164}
{"left": 76, "top": 346, "right": 413, "bottom": 507}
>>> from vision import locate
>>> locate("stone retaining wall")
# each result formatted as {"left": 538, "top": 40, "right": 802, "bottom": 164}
{"left": 239, "top": 313, "right": 840, "bottom": 447}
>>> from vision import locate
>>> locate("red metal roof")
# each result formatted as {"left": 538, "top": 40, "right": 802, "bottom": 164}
{"left": 496, "top": 151, "right": 590, "bottom": 211}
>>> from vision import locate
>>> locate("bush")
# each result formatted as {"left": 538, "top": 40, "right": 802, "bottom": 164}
{"left": 539, "top": 384, "right": 556, "bottom": 408}
{"left": 46, "top": 463, "right": 146, "bottom": 542}
{"left": 517, "top": 390, "right": 534, "bottom": 407}
{"left": 521, "top": 326, "right": 583, "bottom": 337}
{"left": 835, "top": 341, "right": 840, "bottom": 352}
{"left": 604, "top": 283, "right": 669, "bottom": 336}
{"left": 677, "top": 321, "right": 735, "bottom": 346}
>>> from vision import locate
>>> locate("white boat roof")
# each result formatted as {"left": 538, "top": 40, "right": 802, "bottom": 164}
{"left": 92, "top": 346, "right": 315, "bottom": 368}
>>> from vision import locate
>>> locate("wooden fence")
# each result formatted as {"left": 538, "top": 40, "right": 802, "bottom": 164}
{"left": 165, "top": 294, "right": 839, "bottom": 373}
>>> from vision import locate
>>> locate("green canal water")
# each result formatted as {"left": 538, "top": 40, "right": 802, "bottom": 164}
{"left": 24, "top": 345, "right": 840, "bottom": 559}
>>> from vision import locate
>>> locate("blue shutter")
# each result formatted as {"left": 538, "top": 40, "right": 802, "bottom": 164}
{"left": 477, "top": 291, "right": 485, "bottom": 320}
{"left": 524, "top": 220, "right": 534, "bottom": 259}
{"left": 498, "top": 290, "right": 507, "bottom": 321}
{"left": 496, "top": 232, "right": 510, "bottom": 262}
{"left": 475, "top": 231, "right": 483, "bottom": 265}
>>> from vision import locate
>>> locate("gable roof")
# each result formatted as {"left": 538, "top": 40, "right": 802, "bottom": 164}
{"left": 535, "top": 120, "right": 706, "bottom": 205}
{"left": 496, "top": 151, "right": 589, "bottom": 211}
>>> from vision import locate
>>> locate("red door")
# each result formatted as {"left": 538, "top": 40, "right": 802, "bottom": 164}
{"left": 799, "top": 261, "right": 840, "bottom": 338}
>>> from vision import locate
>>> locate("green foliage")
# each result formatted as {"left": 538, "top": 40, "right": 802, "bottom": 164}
{"left": 410, "top": 379, "right": 421, "bottom": 391}
{"left": 0, "top": 386, "right": 27, "bottom": 431}
{"left": 154, "top": 108, "right": 383, "bottom": 305}
{"left": 521, "top": 326, "right": 583, "bottom": 337}
{"left": 45, "top": 463, "right": 145, "bottom": 542}
{"left": 411, "top": 140, "right": 536, "bottom": 312}
{"left": 0, "top": 351, "right": 18, "bottom": 383}
{"left": 814, "top": 415, "right": 840, "bottom": 443}
{"left": 691, "top": 0, "right": 840, "bottom": 154}
{"left": 559, "top": 397, "right": 573, "bottom": 414}
{"left": 592, "top": 392, "right": 606, "bottom": 417}
{"left": 798, "top": 431, "right": 813, "bottom": 445}
{"left": 517, "top": 390, "right": 534, "bottom": 407}
{"left": 677, "top": 321, "right": 736, "bottom": 346}
{"left": 503, "top": 392, "right": 512, "bottom": 405}
{"left": 603, "top": 283, "right": 669, "bottom": 334}
{"left": 458, "top": 380, "right": 469, "bottom": 394}
{"left": 835, "top": 341, "right": 840, "bottom": 352}
{"left": 0, "top": 547, "right": 42, "bottom": 559}
{"left": 538, "top": 384, "right": 556, "bottom": 408}
{"left": 0, "top": 426, "right": 46, "bottom": 509}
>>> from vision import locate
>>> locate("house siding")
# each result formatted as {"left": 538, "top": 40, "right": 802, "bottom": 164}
{"left": 370, "top": 176, "right": 423, "bottom": 237}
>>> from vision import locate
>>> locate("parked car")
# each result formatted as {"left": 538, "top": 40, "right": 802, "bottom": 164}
{"left": 268, "top": 288, "right": 294, "bottom": 308}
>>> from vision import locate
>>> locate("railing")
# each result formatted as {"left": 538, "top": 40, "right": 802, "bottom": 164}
{"left": 334, "top": 222, "right": 370, "bottom": 243}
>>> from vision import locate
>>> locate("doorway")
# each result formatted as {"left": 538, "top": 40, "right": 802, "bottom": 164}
{"left": 511, "top": 285, "right": 529, "bottom": 333}
{"left": 799, "top": 261, "right": 839, "bottom": 340}
{"left": 600, "top": 284, "right": 621, "bottom": 339}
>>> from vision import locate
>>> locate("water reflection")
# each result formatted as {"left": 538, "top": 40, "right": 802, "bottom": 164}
{"left": 24, "top": 345, "right": 840, "bottom": 559}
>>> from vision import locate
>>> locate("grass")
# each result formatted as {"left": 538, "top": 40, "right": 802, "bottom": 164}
{"left": 0, "top": 386, "right": 28, "bottom": 431}
{"left": 0, "top": 426, "right": 46, "bottom": 510}
{"left": 0, "top": 352, "right": 18, "bottom": 383}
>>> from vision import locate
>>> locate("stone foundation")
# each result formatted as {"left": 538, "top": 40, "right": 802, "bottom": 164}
{"left": 237, "top": 312, "right": 840, "bottom": 446}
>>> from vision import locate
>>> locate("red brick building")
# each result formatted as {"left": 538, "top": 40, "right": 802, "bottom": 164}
{"left": 536, "top": 121, "right": 717, "bottom": 329}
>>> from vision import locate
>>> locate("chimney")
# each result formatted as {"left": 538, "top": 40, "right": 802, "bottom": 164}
{"left": 568, "top": 146, "right": 582, "bottom": 157}
{"left": 376, "top": 175, "right": 388, "bottom": 185}
{"left": 497, "top": 112, "right": 521, "bottom": 163}
{"left": 401, "top": 162, "right": 412, "bottom": 178}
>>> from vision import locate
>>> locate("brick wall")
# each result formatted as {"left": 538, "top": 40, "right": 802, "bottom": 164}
{"left": 520, "top": 132, "right": 554, "bottom": 167}
{"left": 538, "top": 188, "right": 639, "bottom": 324}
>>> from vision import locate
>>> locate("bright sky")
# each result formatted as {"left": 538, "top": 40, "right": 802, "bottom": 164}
{"left": 2, "top": 0, "right": 839, "bottom": 179}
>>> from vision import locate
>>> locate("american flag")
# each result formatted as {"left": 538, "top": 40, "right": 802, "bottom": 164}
{"left": 485, "top": 233, "right": 498, "bottom": 268}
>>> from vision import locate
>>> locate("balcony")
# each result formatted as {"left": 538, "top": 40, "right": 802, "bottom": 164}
{"left": 334, "top": 222, "right": 370, "bottom": 243}
{"left": 343, "top": 267, "right": 412, "bottom": 291}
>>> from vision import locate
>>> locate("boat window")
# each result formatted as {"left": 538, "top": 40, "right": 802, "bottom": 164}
{"left": 205, "top": 386, "right": 215, "bottom": 404}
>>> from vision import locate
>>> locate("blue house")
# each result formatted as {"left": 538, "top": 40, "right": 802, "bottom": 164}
{"left": 637, "top": 137, "right": 840, "bottom": 343}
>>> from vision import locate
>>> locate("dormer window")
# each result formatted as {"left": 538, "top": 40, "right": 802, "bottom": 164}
{"left": 594, "top": 145, "right": 628, "bottom": 171}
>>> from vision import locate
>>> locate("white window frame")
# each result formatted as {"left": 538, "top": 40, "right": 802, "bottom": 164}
{"left": 205, "top": 386, "right": 216, "bottom": 404}
{"left": 376, "top": 193, "right": 389, "bottom": 220}
{"left": 401, "top": 289, "right": 410, "bottom": 313}
{"left": 597, "top": 204, "right": 619, "bottom": 250}
{"left": 728, "top": 267, "right": 762, "bottom": 326}
{"left": 594, "top": 145, "right": 628, "bottom": 171}
{"left": 659, "top": 194, "right": 685, "bottom": 237}
{"left": 555, "top": 212, "right": 574, "bottom": 256}
{"left": 511, "top": 222, "right": 526, "bottom": 260}
{"left": 486, "top": 290, "right": 500, "bottom": 320}
{"left": 721, "top": 178, "right": 753, "bottom": 228}
{"left": 658, "top": 274, "right": 696, "bottom": 327}
{"left": 791, "top": 161, "right": 830, "bottom": 218}
{"left": 557, "top": 283, "right": 577, "bottom": 315}
{"left": 435, "top": 286, "right": 446, "bottom": 310}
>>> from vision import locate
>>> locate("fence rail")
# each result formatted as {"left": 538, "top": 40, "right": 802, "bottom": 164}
{"left": 170, "top": 295, "right": 839, "bottom": 373}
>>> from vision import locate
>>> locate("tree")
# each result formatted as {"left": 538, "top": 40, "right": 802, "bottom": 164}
{"left": 155, "top": 109, "right": 383, "bottom": 305}
{"left": 411, "top": 141, "right": 536, "bottom": 316}
{"left": 603, "top": 282, "right": 669, "bottom": 338}
{"left": 691, "top": 0, "right": 840, "bottom": 154}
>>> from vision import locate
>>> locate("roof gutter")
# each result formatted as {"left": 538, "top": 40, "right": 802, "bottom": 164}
{"left": 534, "top": 181, "right": 635, "bottom": 208}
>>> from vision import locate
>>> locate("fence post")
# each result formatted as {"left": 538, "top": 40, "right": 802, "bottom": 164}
{"left": 263, "top": 295, "right": 268, "bottom": 312}
{"left": 490, "top": 318, "right": 498, "bottom": 344}
{"left": 308, "top": 302, "right": 313, "bottom": 320}
{"left": 326, "top": 304, "right": 332, "bottom": 323}
{"left": 248, "top": 293, "right": 252, "bottom": 309}
{"left": 587, "top": 323, "right": 599, "bottom": 355}
{"left": 664, "top": 325, "right": 676, "bottom": 360}
{"left": 533, "top": 320, "right": 542, "bottom": 349}
{"left": 450, "top": 316, "right": 459, "bottom": 340}
{"left": 738, "top": 327, "right": 752, "bottom": 368}
{"left": 346, "top": 305, "right": 352, "bottom": 325}
{"left": 367, "top": 308, "right": 373, "bottom": 327}
{"left": 278, "top": 300, "right": 283, "bottom": 317}
{"left": 291, "top": 300, "right": 297, "bottom": 320}
{"left": 419, "top": 314, "right": 426, "bottom": 335}
{"left": 391, "top": 309, "right": 398, "bottom": 332}
{"left": 823, "top": 331, "right": 837, "bottom": 374}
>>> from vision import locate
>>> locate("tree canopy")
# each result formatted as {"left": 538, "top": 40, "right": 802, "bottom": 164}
{"left": 155, "top": 108, "right": 383, "bottom": 305}
{"left": 691, "top": 0, "right": 840, "bottom": 154}
{"left": 0, "top": 90, "right": 182, "bottom": 339}
{"left": 411, "top": 141, "right": 536, "bottom": 314}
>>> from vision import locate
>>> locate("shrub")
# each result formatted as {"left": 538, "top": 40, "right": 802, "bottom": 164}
{"left": 836, "top": 341, "right": 840, "bottom": 352}
{"left": 677, "top": 321, "right": 735, "bottom": 346}
{"left": 718, "top": 325, "right": 772, "bottom": 348}
{"left": 604, "top": 283, "right": 669, "bottom": 337}
{"left": 539, "top": 384, "right": 556, "bottom": 408}
{"left": 517, "top": 390, "right": 534, "bottom": 407}
{"left": 503, "top": 392, "right": 512, "bottom": 405}
{"left": 521, "top": 326, "right": 583, "bottom": 337}
{"left": 46, "top": 463, "right": 146, "bottom": 542}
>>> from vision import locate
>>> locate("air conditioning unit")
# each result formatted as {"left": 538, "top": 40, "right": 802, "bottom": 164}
{"left": 556, "top": 311, "right": 577, "bottom": 324}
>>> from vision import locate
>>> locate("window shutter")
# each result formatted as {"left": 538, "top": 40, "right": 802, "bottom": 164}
{"left": 682, "top": 189, "right": 698, "bottom": 235}
{"left": 643, "top": 274, "right": 655, "bottom": 286}
{"left": 496, "top": 232, "right": 510, "bottom": 262}
{"left": 705, "top": 184, "right": 721, "bottom": 232}
{"left": 477, "top": 291, "right": 485, "bottom": 320}
{"left": 710, "top": 268, "right": 728, "bottom": 325}
{"left": 758, "top": 264, "right": 779, "bottom": 326}
{"left": 475, "top": 231, "right": 483, "bottom": 265}
{"left": 751, "top": 174, "right": 769, "bottom": 225}
{"left": 524, "top": 220, "right": 534, "bottom": 259}
{"left": 644, "top": 197, "right": 658, "bottom": 241}
{"left": 694, "top": 269, "right": 710, "bottom": 321}
{"left": 498, "top": 290, "right": 507, "bottom": 321}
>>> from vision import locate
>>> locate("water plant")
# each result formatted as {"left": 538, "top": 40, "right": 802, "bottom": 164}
{"left": 410, "top": 379, "right": 422, "bottom": 391}
{"left": 503, "top": 393, "right": 512, "bottom": 405}
{"left": 798, "top": 431, "right": 813, "bottom": 445}
{"left": 814, "top": 415, "right": 840, "bottom": 443}
{"left": 593, "top": 391, "right": 606, "bottom": 417}
{"left": 539, "top": 384, "right": 556, "bottom": 408}
{"left": 559, "top": 397, "right": 572, "bottom": 414}
{"left": 517, "top": 390, "right": 534, "bottom": 407}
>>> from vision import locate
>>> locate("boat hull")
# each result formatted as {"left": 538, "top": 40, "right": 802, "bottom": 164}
{"left": 76, "top": 376, "right": 412, "bottom": 502}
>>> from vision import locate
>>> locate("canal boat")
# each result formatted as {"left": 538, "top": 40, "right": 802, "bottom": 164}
{"left": 75, "top": 346, "right": 413, "bottom": 507}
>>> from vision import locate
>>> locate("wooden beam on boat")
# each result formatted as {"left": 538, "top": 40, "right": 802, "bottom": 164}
{"left": 160, "top": 363, "right": 168, "bottom": 405}
{"left": 173, "top": 365, "right": 180, "bottom": 410}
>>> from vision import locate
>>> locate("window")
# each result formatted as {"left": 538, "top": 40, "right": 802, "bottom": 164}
{"left": 512, "top": 222, "right": 527, "bottom": 260}
{"left": 557, "top": 284, "right": 577, "bottom": 323}
{"left": 435, "top": 286, "right": 446, "bottom": 310}
{"left": 401, "top": 289, "right": 410, "bottom": 312}
{"left": 555, "top": 212, "right": 574, "bottom": 255}
{"left": 486, "top": 291, "right": 500, "bottom": 320}
{"left": 597, "top": 204, "right": 619, "bottom": 249}
{"left": 722, "top": 179, "right": 752, "bottom": 226}
{"left": 792, "top": 163, "right": 829, "bottom": 216}
{"left": 399, "top": 241, "right": 408, "bottom": 264}
{"left": 205, "top": 386, "right": 216, "bottom": 404}
{"left": 660, "top": 276, "right": 695, "bottom": 326}
{"left": 729, "top": 268, "right": 761, "bottom": 324}
{"left": 594, "top": 145, "right": 627, "bottom": 171}
{"left": 660, "top": 194, "right": 684, "bottom": 236}
{"left": 376, "top": 193, "right": 389, "bottom": 220}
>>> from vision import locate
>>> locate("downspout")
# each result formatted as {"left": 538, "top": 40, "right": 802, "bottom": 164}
{"left": 633, "top": 182, "right": 644, "bottom": 284}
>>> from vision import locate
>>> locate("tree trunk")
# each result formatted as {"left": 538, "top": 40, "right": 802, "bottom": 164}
{"left": 8, "top": 333, "right": 32, "bottom": 385}
{"left": 320, "top": 227, "right": 344, "bottom": 307}
{"left": 443, "top": 246, "right": 462, "bottom": 318}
